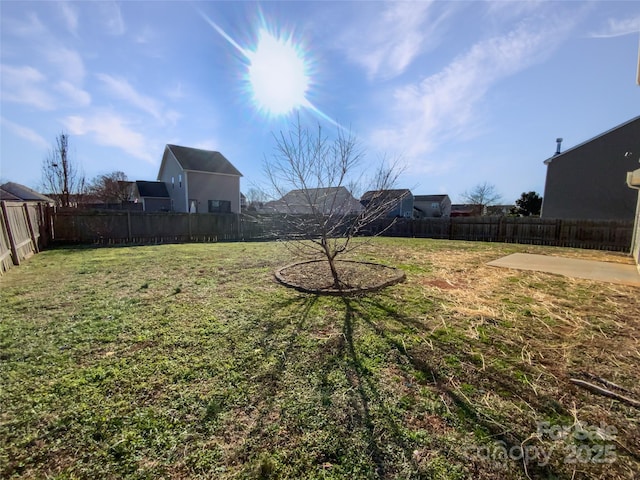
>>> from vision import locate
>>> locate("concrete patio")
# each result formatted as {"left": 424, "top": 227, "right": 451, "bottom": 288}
{"left": 487, "top": 253, "right": 640, "bottom": 287}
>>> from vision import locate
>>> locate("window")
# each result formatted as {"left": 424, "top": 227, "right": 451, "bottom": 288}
{"left": 208, "top": 199, "right": 231, "bottom": 213}
{"left": 431, "top": 202, "right": 439, "bottom": 209}
{"left": 171, "top": 177, "right": 175, "bottom": 188}
{"left": 178, "top": 174, "right": 182, "bottom": 188}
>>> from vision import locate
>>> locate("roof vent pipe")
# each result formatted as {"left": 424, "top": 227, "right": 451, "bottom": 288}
{"left": 555, "top": 137, "right": 563, "bottom": 155}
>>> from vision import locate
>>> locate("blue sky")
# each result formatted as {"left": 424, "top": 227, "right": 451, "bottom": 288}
{"left": 1, "top": 1, "right": 639, "bottom": 204}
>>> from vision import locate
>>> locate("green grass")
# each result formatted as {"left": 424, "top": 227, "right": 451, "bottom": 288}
{"left": 1, "top": 239, "right": 639, "bottom": 479}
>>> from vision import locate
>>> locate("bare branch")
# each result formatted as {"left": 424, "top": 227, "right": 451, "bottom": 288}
{"left": 40, "top": 132, "right": 86, "bottom": 207}
{"left": 262, "top": 117, "right": 404, "bottom": 289}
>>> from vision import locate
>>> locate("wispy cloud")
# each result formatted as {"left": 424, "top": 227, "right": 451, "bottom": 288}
{"left": 2, "top": 11, "right": 46, "bottom": 37}
{"left": 97, "top": 73, "right": 163, "bottom": 121}
{"left": 369, "top": 16, "right": 575, "bottom": 168}
{"left": 590, "top": 16, "right": 640, "bottom": 38}
{"left": 166, "top": 82, "right": 185, "bottom": 101}
{"left": 55, "top": 81, "right": 91, "bottom": 107}
{"left": 0, "top": 64, "right": 55, "bottom": 110}
{"left": 338, "top": 1, "right": 455, "bottom": 80}
{"left": 59, "top": 1, "right": 79, "bottom": 36}
{"left": 0, "top": 116, "right": 49, "bottom": 148}
{"left": 100, "top": 1, "right": 125, "bottom": 36}
{"left": 64, "top": 111, "right": 154, "bottom": 163}
{"left": 134, "top": 25, "right": 155, "bottom": 44}
{"left": 45, "top": 47, "right": 85, "bottom": 84}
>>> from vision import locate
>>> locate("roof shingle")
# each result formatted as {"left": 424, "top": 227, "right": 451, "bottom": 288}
{"left": 167, "top": 144, "right": 242, "bottom": 176}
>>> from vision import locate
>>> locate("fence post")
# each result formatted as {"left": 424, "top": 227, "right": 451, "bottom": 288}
{"left": 23, "top": 203, "right": 39, "bottom": 253}
{"left": 1, "top": 201, "right": 20, "bottom": 266}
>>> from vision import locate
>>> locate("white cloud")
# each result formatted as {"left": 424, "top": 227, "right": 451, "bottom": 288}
{"left": 165, "top": 110, "right": 182, "bottom": 126}
{"left": 0, "top": 64, "right": 55, "bottom": 110}
{"left": 55, "top": 81, "right": 91, "bottom": 107}
{"left": 0, "top": 117, "right": 49, "bottom": 148}
{"left": 45, "top": 47, "right": 85, "bottom": 84}
{"left": 134, "top": 25, "right": 155, "bottom": 44}
{"left": 369, "top": 17, "right": 574, "bottom": 168}
{"left": 337, "top": 1, "right": 455, "bottom": 80}
{"left": 100, "top": 1, "right": 125, "bottom": 36}
{"left": 166, "top": 82, "right": 185, "bottom": 101}
{"left": 2, "top": 11, "right": 46, "bottom": 37}
{"left": 64, "top": 111, "right": 155, "bottom": 163}
{"left": 590, "top": 16, "right": 640, "bottom": 38}
{"left": 97, "top": 73, "right": 163, "bottom": 120}
{"left": 59, "top": 1, "right": 79, "bottom": 36}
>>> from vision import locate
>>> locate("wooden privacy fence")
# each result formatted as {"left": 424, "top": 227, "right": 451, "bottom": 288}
{"left": 0, "top": 201, "right": 50, "bottom": 274}
{"left": 368, "top": 216, "right": 633, "bottom": 251}
{"left": 52, "top": 209, "right": 243, "bottom": 244}
{"left": 51, "top": 209, "right": 634, "bottom": 253}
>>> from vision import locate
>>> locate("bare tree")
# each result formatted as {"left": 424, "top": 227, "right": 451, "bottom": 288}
{"left": 244, "top": 186, "right": 270, "bottom": 211}
{"left": 88, "top": 171, "right": 133, "bottom": 203}
{"left": 264, "top": 118, "right": 404, "bottom": 289}
{"left": 461, "top": 181, "right": 502, "bottom": 214}
{"left": 41, "top": 133, "right": 85, "bottom": 207}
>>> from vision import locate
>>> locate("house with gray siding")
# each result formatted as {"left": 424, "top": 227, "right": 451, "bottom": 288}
{"left": 361, "top": 189, "right": 414, "bottom": 218}
{"left": 541, "top": 116, "right": 640, "bottom": 220}
{"left": 414, "top": 194, "right": 451, "bottom": 218}
{"left": 157, "top": 145, "right": 242, "bottom": 213}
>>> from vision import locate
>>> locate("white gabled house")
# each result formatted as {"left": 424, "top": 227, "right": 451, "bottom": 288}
{"left": 157, "top": 144, "right": 243, "bottom": 214}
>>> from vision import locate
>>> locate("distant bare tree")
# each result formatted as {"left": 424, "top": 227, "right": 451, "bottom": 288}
{"left": 88, "top": 171, "right": 133, "bottom": 203}
{"left": 245, "top": 186, "right": 269, "bottom": 211}
{"left": 461, "top": 181, "right": 502, "bottom": 215}
{"left": 41, "top": 133, "right": 85, "bottom": 207}
{"left": 264, "top": 118, "right": 404, "bottom": 289}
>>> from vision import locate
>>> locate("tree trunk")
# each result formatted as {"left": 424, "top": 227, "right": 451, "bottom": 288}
{"left": 322, "top": 242, "right": 342, "bottom": 290}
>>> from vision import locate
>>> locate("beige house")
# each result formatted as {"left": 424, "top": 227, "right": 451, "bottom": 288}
{"left": 157, "top": 145, "right": 242, "bottom": 213}
{"left": 541, "top": 116, "right": 640, "bottom": 220}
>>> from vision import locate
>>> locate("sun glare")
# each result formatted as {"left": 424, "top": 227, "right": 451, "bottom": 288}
{"left": 247, "top": 29, "right": 311, "bottom": 116}
{"left": 198, "top": 9, "right": 341, "bottom": 126}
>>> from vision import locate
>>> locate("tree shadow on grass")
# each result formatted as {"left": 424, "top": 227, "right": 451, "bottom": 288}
{"left": 219, "top": 290, "right": 578, "bottom": 479}
{"left": 343, "top": 294, "right": 575, "bottom": 479}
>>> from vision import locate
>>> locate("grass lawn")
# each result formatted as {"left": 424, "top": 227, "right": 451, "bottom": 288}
{"left": 1, "top": 238, "right": 638, "bottom": 479}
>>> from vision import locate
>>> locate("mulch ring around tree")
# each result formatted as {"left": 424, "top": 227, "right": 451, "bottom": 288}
{"left": 275, "top": 259, "right": 406, "bottom": 296}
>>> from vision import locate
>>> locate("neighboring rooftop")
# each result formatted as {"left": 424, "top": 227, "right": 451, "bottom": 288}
{"left": 135, "top": 181, "right": 170, "bottom": 198}
{"left": 414, "top": 194, "right": 449, "bottom": 202}
{"left": 0, "top": 182, "right": 54, "bottom": 202}
{"left": 263, "top": 186, "right": 363, "bottom": 215}
{"left": 166, "top": 144, "right": 243, "bottom": 176}
{"left": 361, "top": 189, "right": 412, "bottom": 202}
